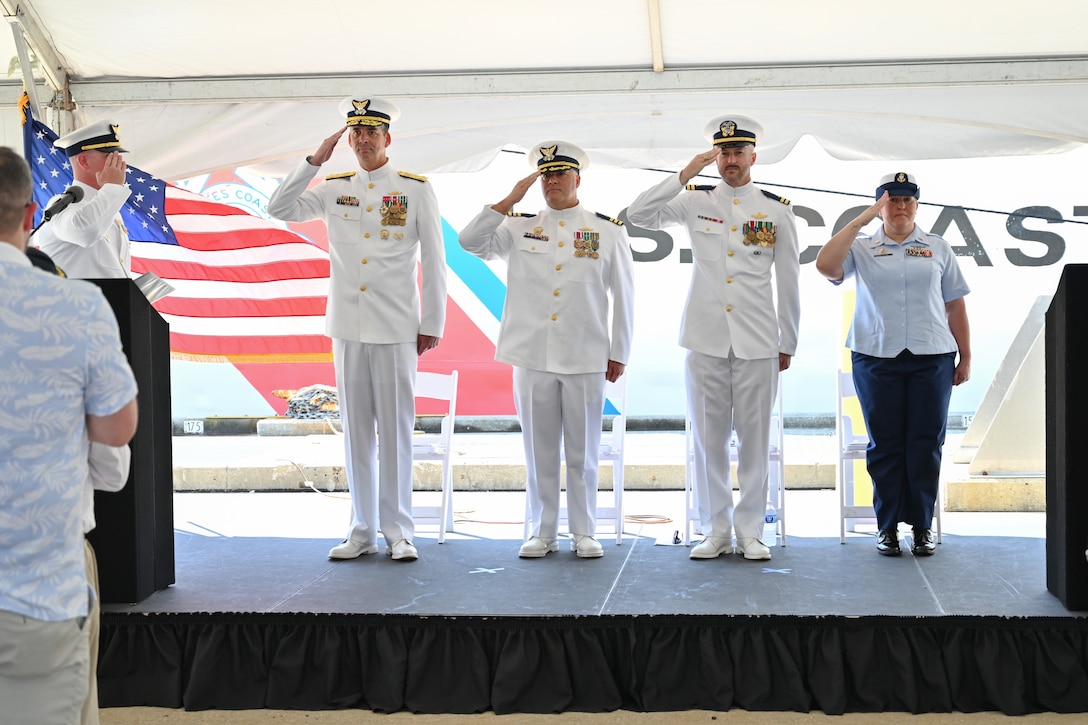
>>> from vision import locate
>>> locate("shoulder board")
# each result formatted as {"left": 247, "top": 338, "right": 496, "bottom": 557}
{"left": 685, "top": 184, "right": 715, "bottom": 192}
{"left": 762, "top": 189, "right": 791, "bottom": 205}
{"left": 595, "top": 211, "right": 624, "bottom": 226}
{"left": 398, "top": 170, "right": 428, "bottom": 182}
{"left": 324, "top": 171, "right": 356, "bottom": 181}
{"left": 507, "top": 212, "right": 536, "bottom": 218}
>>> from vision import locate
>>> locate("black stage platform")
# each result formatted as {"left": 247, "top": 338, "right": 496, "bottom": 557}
{"left": 99, "top": 532, "right": 1088, "bottom": 715}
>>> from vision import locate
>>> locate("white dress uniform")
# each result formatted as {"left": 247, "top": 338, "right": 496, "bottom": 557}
{"left": 36, "top": 120, "right": 133, "bottom": 280}
{"left": 268, "top": 157, "right": 446, "bottom": 549}
{"left": 627, "top": 170, "right": 800, "bottom": 541}
{"left": 35, "top": 180, "right": 132, "bottom": 279}
{"left": 459, "top": 196, "right": 635, "bottom": 540}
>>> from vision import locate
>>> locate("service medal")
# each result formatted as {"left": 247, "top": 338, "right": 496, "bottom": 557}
{"left": 381, "top": 194, "right": 408, "bottom": 226}
{"left": 743, "top": 221, "right": 777, "bottom": 247}
{"left": 574, "top": 230, "right": 600, "bottom": 260}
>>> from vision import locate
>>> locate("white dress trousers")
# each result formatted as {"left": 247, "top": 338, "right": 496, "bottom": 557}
{"left": 686, "top": 350, "right": 778, "bottom": 539}
{"left": 514, "top": 367, "right": 605, "bottom": 539}
{"left": 334, "top": 338, "right": 417, "bottom": 546}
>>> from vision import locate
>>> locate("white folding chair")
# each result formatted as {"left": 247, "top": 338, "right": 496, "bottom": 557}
{"left": 411, "top": 370, "right": 458, "bottom": 544}
{"left": 837, "top": 369, "right": 941, "bottom": 544}
{"left": 523, "top": 375, "right": 627, "bottom": 545}
{"left": 684, "top": 384, "right": 785, "bottom": 545}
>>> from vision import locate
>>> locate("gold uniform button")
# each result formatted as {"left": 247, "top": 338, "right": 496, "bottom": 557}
{"left": 553, "top": 289, "right": 560, "bottom": 296}
{"left": 361, "top": 258, "right": 368, "bottom": 264}
{"left": 725, "top": 305, "right": 733, "bottom": 312}
{"left": 555, "top": 264, "right": 562, "bottom": 271}
{"left": 368, "top": 183, "right": 375, "bottom": 189}
{"left": 343, "top": 212, "right": 350, "bottom": 218}
{"left": 366, "top": 206, "right": 373, "bottom": 212}
{"left": 727, "top": 250, "right": 734, "bottom": 257}
{"left": 531, "top": 246, "right": 536, "bottom": 251}
{"left": 558, "top": 242, "right": 565, "bottom": 247}
{"left": 559, "top": 221, "right": 566, "bottom": 227}
{"left": 705, "top": 227, "right": 711, "bottom": 231}
{"left": 359, "top": 285, "right": 367, "bottom": 291}
{"left": 732, "top": 199, "right": 739, "bottom": 205}
{"left": 726, "top": 277, "right": 733, "bottom": 284}
{"left": 551, "top": 314, "right": 558, "bottom": 321}
{"left": 731, "top": 226, "right": 737, "bottom": 232}
{"left": 364, "top": 232, "right": 371, "bottom": 238}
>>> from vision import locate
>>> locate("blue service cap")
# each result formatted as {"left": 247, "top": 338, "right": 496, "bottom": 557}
{"left": 876, "top": 171, "right": 920, "bottom": 200}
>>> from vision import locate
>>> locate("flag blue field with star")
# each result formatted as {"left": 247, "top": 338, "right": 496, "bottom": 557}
{"left": 21, "top": 93, "right": 178, "bottom": 245}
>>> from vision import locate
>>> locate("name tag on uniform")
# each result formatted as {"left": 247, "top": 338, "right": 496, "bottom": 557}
{"left": 873, "top": 247, "right": 894, "bottom": 258}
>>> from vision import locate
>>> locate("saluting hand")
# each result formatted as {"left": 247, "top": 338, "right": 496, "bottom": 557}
{"left": 98, "top": 151, "right": 127, "bottom": 188}
{"left": 308, "top": 127, "right": 347, "bottom": 167}
{"left": 491, "top": 172, "right": 541, "bottom": 215}
{"left": 864, "top": 191, "right": 890, "bottom": 224}
{"left": 679, "top": 148, "right": 720, "bottom": 185}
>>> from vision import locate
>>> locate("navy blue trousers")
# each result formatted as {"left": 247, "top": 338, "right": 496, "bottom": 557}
{"left": 851, "top": 350, "right": 955, "bottom": 531}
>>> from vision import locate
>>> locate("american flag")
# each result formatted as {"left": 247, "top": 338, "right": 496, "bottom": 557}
{"left": 19, "top": 93, "right": 332, "bottom": 365}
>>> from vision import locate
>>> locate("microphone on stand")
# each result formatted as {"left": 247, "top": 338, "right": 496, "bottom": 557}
{"left": 30, "top": 186, "right": 85, "bottom": 236}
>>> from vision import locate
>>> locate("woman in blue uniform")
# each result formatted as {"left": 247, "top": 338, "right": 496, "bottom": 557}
{"left": 815, "top": 172, "right": 971, "bottom": 557}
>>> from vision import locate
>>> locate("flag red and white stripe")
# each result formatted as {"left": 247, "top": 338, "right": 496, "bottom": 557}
{"left": 133, "top": 186, "right": 332, "bottom": 362}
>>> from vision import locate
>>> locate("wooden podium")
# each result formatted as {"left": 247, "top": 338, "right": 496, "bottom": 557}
{"left": 1045, "top": 264, "right": 1088, "bottom": 611}
{"left": 88, "top": 279, "right": 175, "bottom": 604}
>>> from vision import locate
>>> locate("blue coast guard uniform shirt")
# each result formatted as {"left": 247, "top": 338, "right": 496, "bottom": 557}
{"left": 838, "top": 223, "right": 970, "bottom": 358}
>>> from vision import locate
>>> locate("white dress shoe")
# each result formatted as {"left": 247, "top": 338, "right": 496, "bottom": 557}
{"left": 570, "top": 535, "right": 604, "bottom": 559}
{"left": 689, "top": 536, "right": 734, "bottom": 559}
{"left": 328, "top": 539, "right": 379, "bottom": 560}
{"left": 387, "top": 539, "right": 418, "bottom": 561}
{"left": 736, "top": 537, "right": 771, "bottom": 560}
{"left": 518, "top": 536, "right": 558, "bottom": 558}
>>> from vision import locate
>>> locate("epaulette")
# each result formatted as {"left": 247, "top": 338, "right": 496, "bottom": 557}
{"left": 595, "top": 211, "right": 624, "bottom": 226}
{"left": 325, "top": 171, "right": 356, "bottom": 181}
{"left": 685, "top": 184, "right": 715, "bottom": 192}
{"left": 507, "top": 212, "right": 536, "bottom": 218}
{"left": 27, "top": 247, "right": 63, "bottom": 276}
{"left": 762, "top": 189, "right": 791, "bottom": 205}
{"left": 398, "top": 170, "right": 428, "bottom": 183}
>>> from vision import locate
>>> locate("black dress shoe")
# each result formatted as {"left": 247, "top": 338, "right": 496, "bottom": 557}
{"left": 876, "top": 529, "right": 901, "bottom": 556}
{"left": 911, "top": 528, "right": 936, "bottom": 556}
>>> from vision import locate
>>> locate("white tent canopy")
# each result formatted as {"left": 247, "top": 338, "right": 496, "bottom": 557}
{"left": 2, "top": 0, "right": 1086, "bottom": 179}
